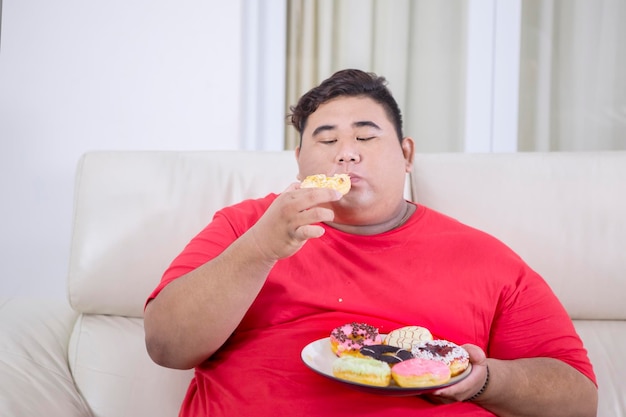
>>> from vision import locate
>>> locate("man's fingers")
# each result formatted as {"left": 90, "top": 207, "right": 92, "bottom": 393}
{"left": 294, "top": 224, "right": 326, "bottom": 241}
{"left": 285, "top": 187, "right": 342, "bottom": 212}
{"left": 297, "top": 206, "right": 335, "bottom": 225}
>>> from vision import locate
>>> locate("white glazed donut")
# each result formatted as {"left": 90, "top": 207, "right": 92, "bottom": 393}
{"left": 384, "top": 325, "right": 433, "bottom": 350}
{"left": 411, "top": 339, "right": 470, "bottom": 376}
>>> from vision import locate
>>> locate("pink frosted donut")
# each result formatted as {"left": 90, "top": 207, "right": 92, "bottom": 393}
{"left": 391, "top": 358, "right": 452, "bottom": 388}
{"left": 330, "top": 322, "right": 382, "bottom": 356}
{"left": 411, "top": 339, "right": 470, "bottom": 376}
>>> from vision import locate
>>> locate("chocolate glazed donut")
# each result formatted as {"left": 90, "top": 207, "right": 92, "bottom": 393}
{"left": 360, "top": 345, "right": 414, "bottom": 364}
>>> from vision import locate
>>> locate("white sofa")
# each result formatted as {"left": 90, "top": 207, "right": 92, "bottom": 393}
{"left": 1, "top": 150, "right": 624, "bottom": 417}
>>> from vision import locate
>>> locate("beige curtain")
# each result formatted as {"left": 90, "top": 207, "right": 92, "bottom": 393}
{"left": 518, "top": 0, "right": 626, "bottom": 151}
{"left": 285, "top": 0, "right": 468, "bottom": 151}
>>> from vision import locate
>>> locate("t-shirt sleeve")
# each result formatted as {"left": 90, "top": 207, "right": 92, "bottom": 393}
{"left": 488, "top": 265, "right": 597, "bottom": 385}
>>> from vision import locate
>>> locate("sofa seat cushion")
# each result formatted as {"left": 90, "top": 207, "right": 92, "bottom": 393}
{"left": 0, "top": 297, "right": 91, "bottom": 417}
{"left": 68, "top": 313, "right": 193, "bottom": 417}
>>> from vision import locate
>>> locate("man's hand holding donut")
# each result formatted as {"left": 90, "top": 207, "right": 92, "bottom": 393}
{"left": 247, "top": 182, "right": 343, "bottom": 262}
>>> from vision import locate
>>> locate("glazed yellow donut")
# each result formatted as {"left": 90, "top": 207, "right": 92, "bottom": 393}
{"left": 301, "top": 174, "right": 351, "bottom": 195}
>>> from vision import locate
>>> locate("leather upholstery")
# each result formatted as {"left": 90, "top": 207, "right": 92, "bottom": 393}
{"left": 1, "top": 150, "right": 624, "bottom": 416}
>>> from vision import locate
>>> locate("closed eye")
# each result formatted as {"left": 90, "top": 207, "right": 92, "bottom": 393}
{"left": 356, "top": 136, "right": 376, "bottom": 141}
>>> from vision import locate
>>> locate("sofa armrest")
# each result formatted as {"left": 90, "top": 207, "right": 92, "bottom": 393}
{"left": 574, "top": 320, "right": 626, "bottom": 417}
{"left": 0, "top": 297, "right": 92, "bottom": 417}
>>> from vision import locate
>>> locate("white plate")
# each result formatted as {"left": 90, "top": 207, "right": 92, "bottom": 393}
{"left": 300, "top": 336, "right": 472, "bottom": 396}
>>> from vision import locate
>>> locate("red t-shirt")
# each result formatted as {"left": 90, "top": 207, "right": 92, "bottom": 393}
{"left": 148, "top": 194, "right": 595, "bottom": 417}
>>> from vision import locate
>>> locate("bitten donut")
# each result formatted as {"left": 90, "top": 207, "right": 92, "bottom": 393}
{"left": 359, "top": 344, "right": 414, "bottom": 364}
{"left": 332, "top": 356, "right": 391, "bottom": 387}
{"left": 411, "top": 339, "right": 470, "bottom": 376}
{"left": 301, "top": 174, "right": 351, "bottom": 195}
{"left": 330, "top": 322, "right": 382, "bottom": 356}
{"left": 384, "top": 325, "right": 433, "bottom": 350}
{"left": 391, "top": 357, "right": 452, "bottom": 388}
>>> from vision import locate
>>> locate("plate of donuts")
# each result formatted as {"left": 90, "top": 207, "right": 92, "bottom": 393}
{"left": 300, "top": 323, "right": 473, "bottom": 396}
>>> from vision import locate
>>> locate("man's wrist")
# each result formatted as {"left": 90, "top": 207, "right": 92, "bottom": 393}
{"left": 466, "top": 364, "right": 490, "bottom": 402}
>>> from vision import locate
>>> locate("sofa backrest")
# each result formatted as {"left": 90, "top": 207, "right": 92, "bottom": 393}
{"left": 411, "top": 151, "right": 626, "bottom": 321}
{"left": 68, "top": 151, "right": 301, "bottom": 318}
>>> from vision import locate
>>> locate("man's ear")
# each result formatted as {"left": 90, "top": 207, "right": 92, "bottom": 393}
{"left": 401, "top": 137, "right": 415, "bottom": 173}
{"left": 294, "top": 146, "right": 302, "bottom": 181}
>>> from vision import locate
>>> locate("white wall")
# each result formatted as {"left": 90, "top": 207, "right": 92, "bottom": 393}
{"left": 0, "top": 0, "right": 257, "bottom": 299}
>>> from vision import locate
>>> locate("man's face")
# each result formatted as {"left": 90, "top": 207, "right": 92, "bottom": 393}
{"left": 296, "top": 95, "right": 414, "bottom": 225}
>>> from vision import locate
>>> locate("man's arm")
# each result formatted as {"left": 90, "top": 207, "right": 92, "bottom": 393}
{"left": 143, "top": 231, "right": 277, "bottom": 370}
{"left": 479, "top": 357, "right": 597, "bottom": 417}
{"left": 144, "top": 185, "right": 342, "bottom": 370}
{"left": 433, "top": 345, "right": 598, "bottom": 417}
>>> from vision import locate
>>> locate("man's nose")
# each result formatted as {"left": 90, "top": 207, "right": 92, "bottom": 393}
{"left": 336, "top": 143, "right": 361, "bottom": 163}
